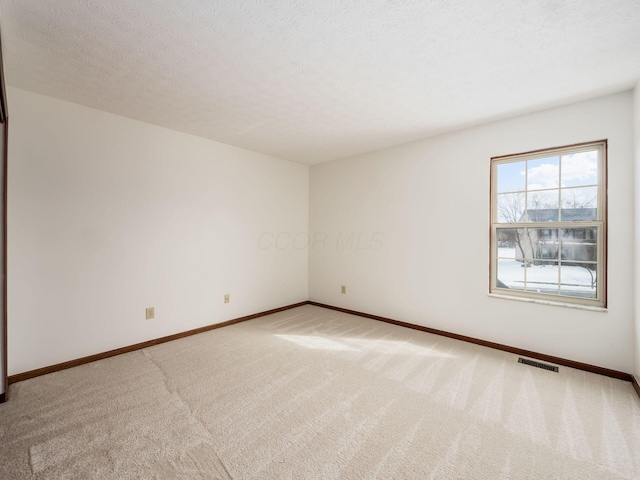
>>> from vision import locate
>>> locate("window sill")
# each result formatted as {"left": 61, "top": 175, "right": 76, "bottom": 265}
{"left": 487, "top": 293, "right": 607, "bottom": 312}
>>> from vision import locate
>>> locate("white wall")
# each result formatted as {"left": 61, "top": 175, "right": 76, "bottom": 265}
{"left": 8, "top": 86, "right": 637, "bottom": 378}
{"left": 8, "top": 87, "right": 309, "bottom": 375}
{"left": 310, "top": 91, "right": 635, "bottom": 373}
{"left": 634, "top": 81, "right": 640, "bottom": 383}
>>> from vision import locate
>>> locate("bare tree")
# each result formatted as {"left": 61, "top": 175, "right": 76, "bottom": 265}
{"left": 496, "top": 192, "right": 528, "bottom": 264}
{"left": 527, "top": 191, "right": 554, "bottom": 211}
{"left": 561, "top": 189, "right": 597, "bottom": 210}
{"left": 497, "top": 192, "right": 525, "bottom": 223}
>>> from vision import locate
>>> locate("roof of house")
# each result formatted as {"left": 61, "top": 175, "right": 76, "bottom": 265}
{"left": 524, "top": 208, "right": 597, "bottom": 222}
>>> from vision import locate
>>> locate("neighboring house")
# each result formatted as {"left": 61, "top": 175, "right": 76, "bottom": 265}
{"left": 507, "top": 208, "right": 598, "bottom": 265}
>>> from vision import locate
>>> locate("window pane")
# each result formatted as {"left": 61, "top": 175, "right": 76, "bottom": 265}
{"left": 496, "top": 258, "right": 524, "bottom": 290}
{"left": 525, "top": 260, "right": 559, "bottom": 295}
{"left": 560, "top": 263, "right": 597, "bottom": 299}
{"left": 561, "top": 228, "right": 597, "bottom": 262}
{"left": 527, "top": 156, "right": 559, "bottom": 190}
{"left": 497, "top": 192, "right": 525, "bottom": 223}
{"left": 561, "top": 150, "right": 598, "bottom": 187}
{"left": 529, "top": 228, "right": 559, "bottom": 261}
{"left": 496, "top": 228, "right": 527, "bottom": 261}
{"left": 526, "top": 190, "right": 559, "bottom": 221}
{"left": 560, "top": 187, "right": 597, "bottom": 220}
{"left": 497, "top": 229, "right": 516, "bottom": 257}
{"left": 497, "top": 161, "right": 526, "bottom": 193}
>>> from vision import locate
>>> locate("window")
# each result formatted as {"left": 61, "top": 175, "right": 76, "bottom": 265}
{"left": 490, "top": 141, "right": 606, "bottom": 308}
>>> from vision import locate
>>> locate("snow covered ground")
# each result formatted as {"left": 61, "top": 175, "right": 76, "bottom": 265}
{"left": 496, "top": 247, "right": 596, "bottom": 298}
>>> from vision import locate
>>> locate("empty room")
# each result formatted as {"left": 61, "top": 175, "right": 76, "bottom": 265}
{"left": 1, "top": 1, "right": 640, "bottom": 479}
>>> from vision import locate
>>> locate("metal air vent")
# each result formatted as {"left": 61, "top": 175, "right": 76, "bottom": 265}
{"left": 518, "top": 357, "right": 559, "bottom": 372}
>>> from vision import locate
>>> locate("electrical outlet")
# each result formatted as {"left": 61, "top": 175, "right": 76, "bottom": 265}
{"left": 224, "top": 294, "right": 230, "bottom": 304}
{"left": 146, "top": 307, "right": 155, "bottom": 320}
{"left": 341, "top": 285, "right": 346, "bottom": 294}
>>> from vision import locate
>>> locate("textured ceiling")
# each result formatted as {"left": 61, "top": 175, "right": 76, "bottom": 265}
{"left": 1, "top": 1, "right": 640, "bottom": 164}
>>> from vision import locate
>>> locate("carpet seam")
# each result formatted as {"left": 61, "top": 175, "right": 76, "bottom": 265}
{"left": 140, "top": 348, "right": 234, "bottom": 480}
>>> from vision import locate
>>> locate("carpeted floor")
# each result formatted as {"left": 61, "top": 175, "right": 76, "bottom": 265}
{"left": 1, "top": 305, "right": 639, "bottom": 479}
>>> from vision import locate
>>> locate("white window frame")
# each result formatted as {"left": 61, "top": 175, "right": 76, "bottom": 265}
{"left": 490, "top": 140, "right": 607, "bottom": 308}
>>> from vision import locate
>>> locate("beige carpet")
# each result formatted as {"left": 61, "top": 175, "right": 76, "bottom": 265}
{"left": 1, "top": 305, "right": 639, "bottom": 479}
